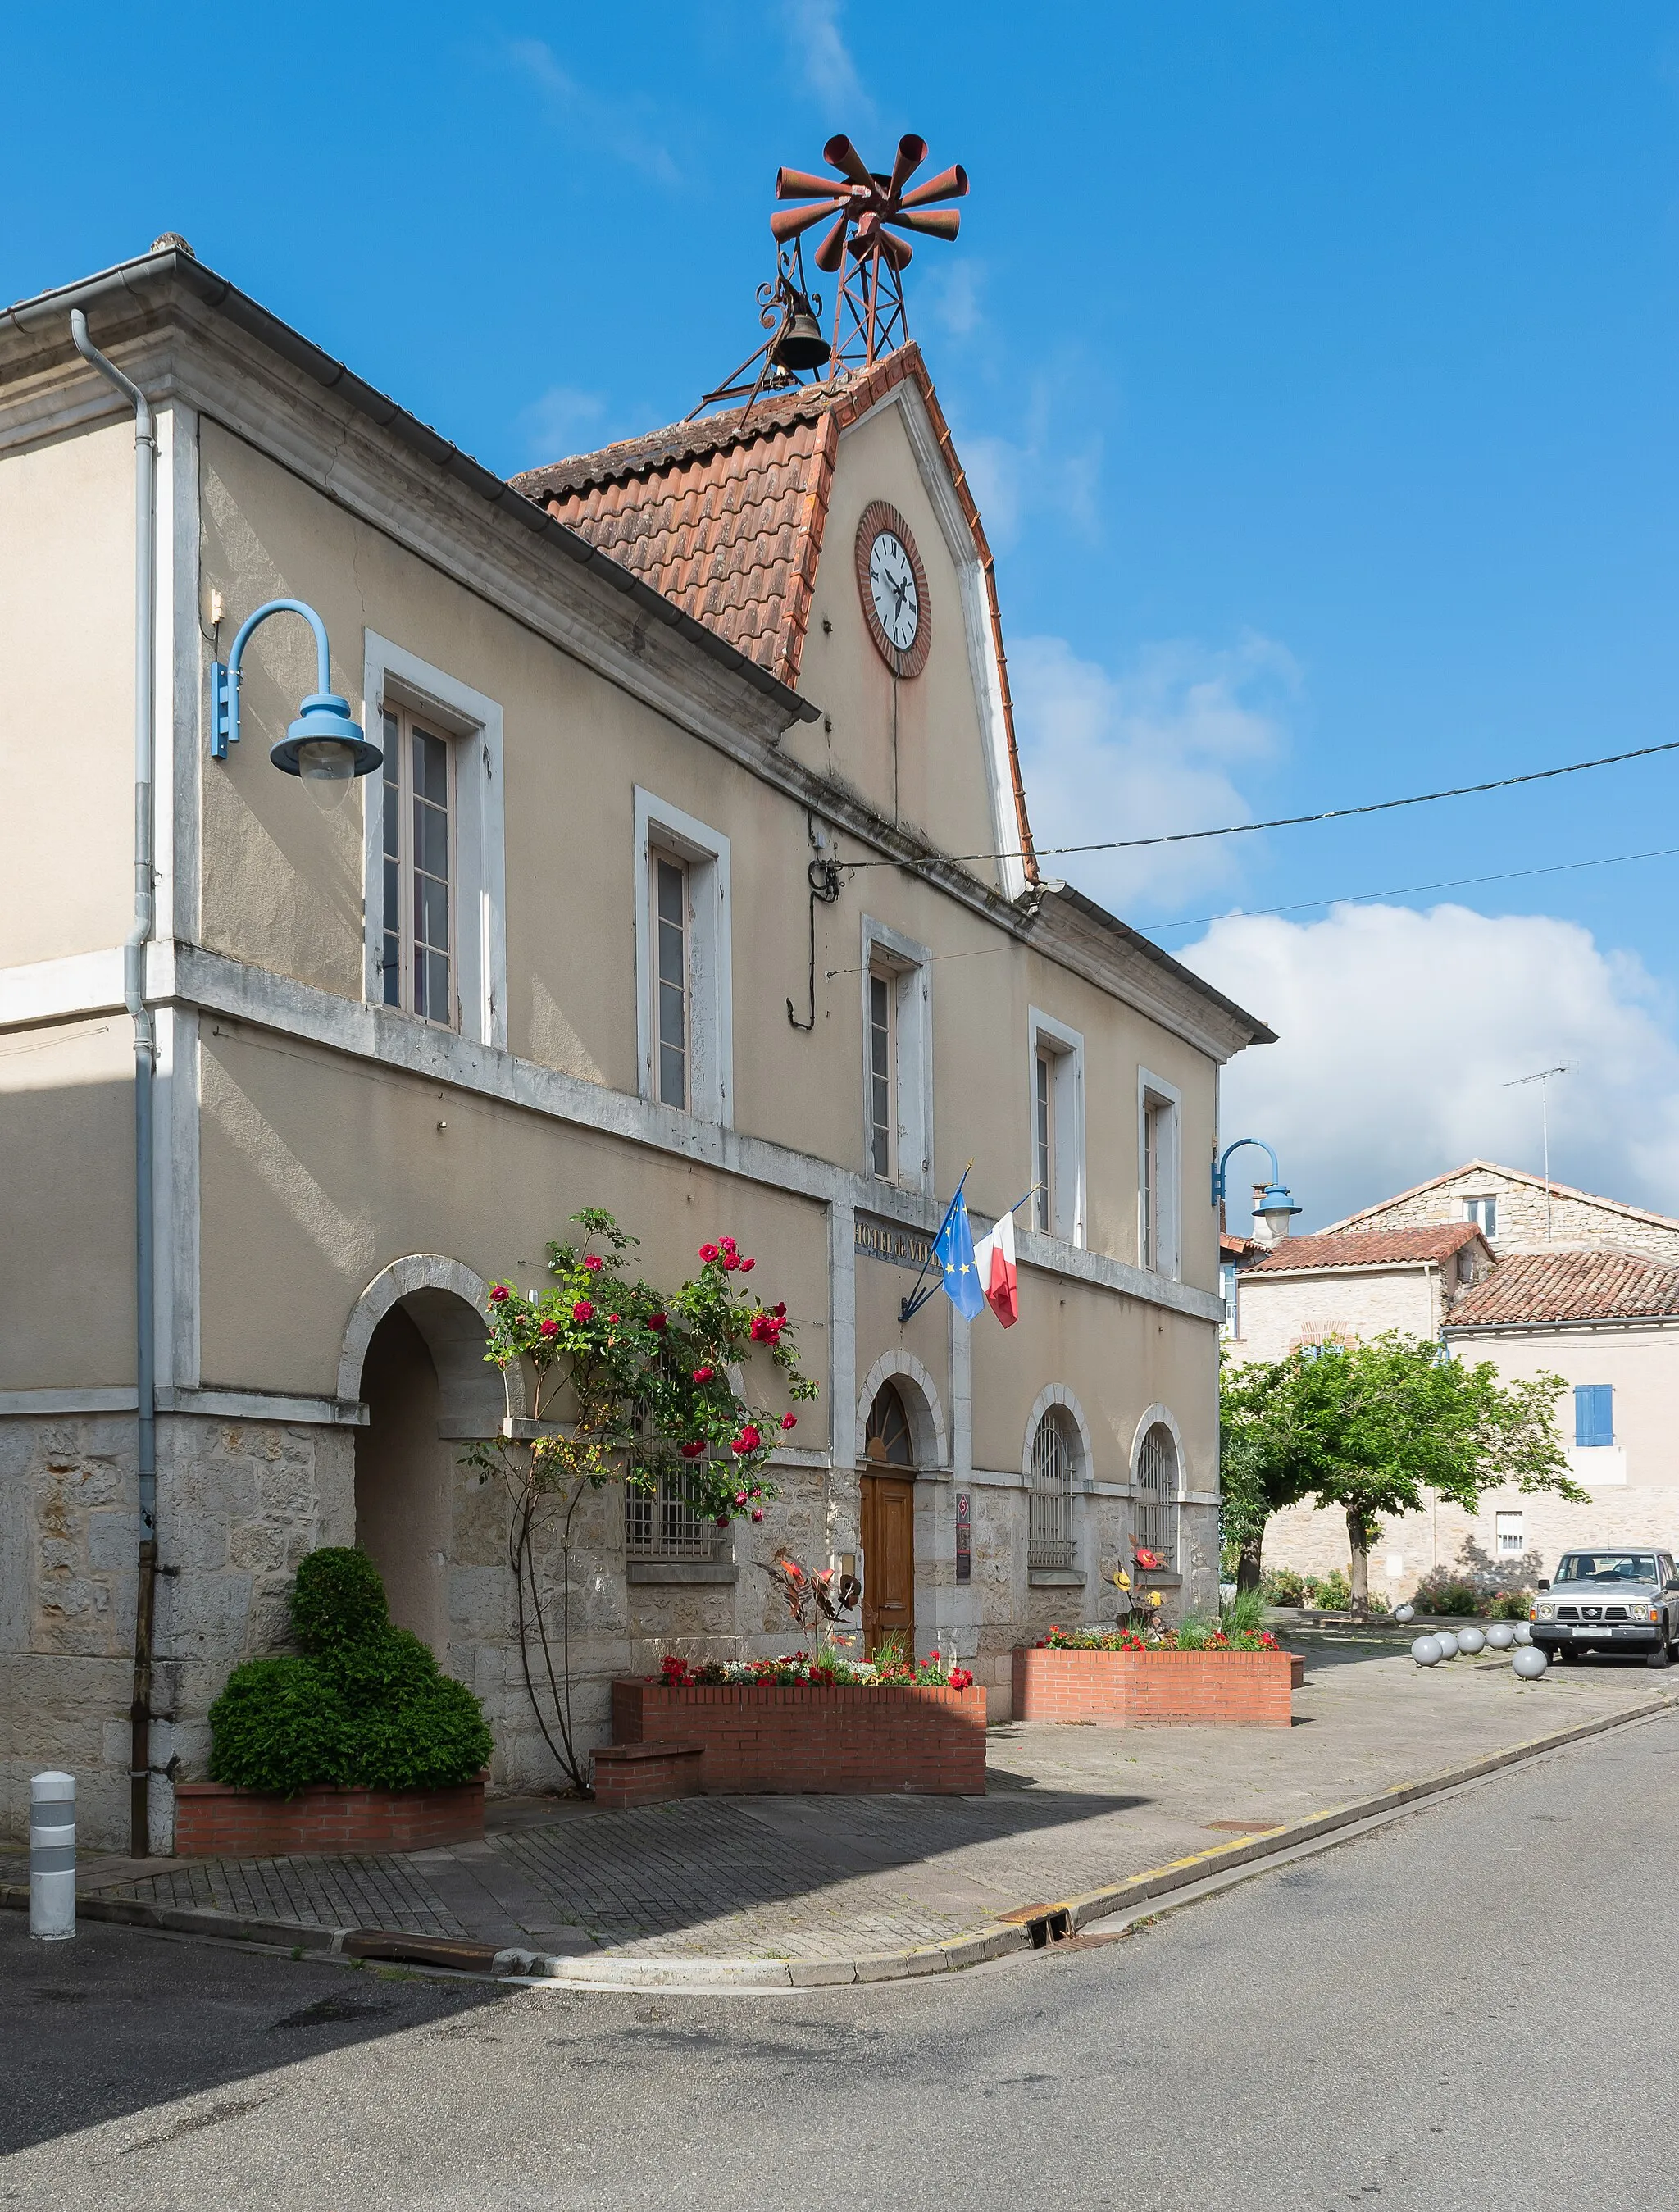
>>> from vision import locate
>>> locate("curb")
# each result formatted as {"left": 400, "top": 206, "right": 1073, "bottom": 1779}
{"left": 7, "top": 1692, "right": 1674, "bottom": 1989}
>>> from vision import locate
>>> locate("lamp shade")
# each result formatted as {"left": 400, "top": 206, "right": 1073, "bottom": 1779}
{"left": 270, "top": 693, "right": 382, "bottom": 779}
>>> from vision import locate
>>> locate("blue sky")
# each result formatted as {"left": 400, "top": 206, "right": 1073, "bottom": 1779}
{"left": 9, "top": 3, "right": 1679, "bottom": 1224}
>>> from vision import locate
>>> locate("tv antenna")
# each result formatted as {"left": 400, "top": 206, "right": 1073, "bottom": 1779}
{"left": 1503, "top": 1065, "right": 1569, "bottom": 1240}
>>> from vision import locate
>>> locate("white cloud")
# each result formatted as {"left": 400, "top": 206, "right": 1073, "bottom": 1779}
{"left": 504, "top": 39, "right": 680, "bottom": 185}
{"left": 518, "top": 385, "right": 607, "bottom": 466}
{"left": 1013, "top": 630, "right": 1298, "bottom": 908}
{"left": 924, "top": 259, "right": 985, "bottom": 339}
{"left": 1181, "top": 903, "right": 1679, "bottom": 1232}
{"left": 960, "top": 381, "right": 1103, "bottom": 552}
{"left": 785, "top": 0, "right": 871, "bottom": 121}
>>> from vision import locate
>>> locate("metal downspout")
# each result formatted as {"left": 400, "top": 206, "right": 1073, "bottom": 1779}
{"left": 70, "top": 310, "right": 157, "bottom": 1863}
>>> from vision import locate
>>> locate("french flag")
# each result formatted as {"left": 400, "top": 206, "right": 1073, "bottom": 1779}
{"left": 972, "top": 1208, "right": 1018, "bottom": 1328}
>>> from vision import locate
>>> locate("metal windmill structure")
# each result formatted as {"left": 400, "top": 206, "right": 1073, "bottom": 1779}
{"left": 691, "top": 134, "right": 968, "bottom": 418}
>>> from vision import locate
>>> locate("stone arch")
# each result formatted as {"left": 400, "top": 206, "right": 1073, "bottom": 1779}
{"left": 339, "top": 1254, "right": 526, "bottom": 1435}
{"left": 1128, "top": 1402, "right": 1185, "bottom": 1492}
{"left": 1022, "top": 1384, "right": 1094, "bottom": 1485}
{"left": 855, "top": 1350, "right": 949, "bottom": 1472}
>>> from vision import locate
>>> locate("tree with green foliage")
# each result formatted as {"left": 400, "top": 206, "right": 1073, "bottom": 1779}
{"left": 1222, "top": 1332, "right": 1586, "bottom": 1612}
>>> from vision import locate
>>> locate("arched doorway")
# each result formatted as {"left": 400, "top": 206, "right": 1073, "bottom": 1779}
{"left": 861, "top": 1380, "right": 917, "bottom": 1657}
{"left": 339, "top": 1258, "right": 513, "bottom": 1663}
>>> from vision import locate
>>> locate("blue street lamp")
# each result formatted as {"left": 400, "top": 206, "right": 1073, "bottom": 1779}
{"left": 1211, "top": 1137, "right": 1301, "bottom": 1236}
{"left": 209, "top": 599, "right": 382, "bottom": 811}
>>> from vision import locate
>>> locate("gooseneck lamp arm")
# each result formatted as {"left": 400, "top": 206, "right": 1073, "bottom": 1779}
{"left": 209, "top": 599, "right": 382, "bottom": 779}
{"left": 1212, "top": 1137, "right": 1281, "bottom": 1209}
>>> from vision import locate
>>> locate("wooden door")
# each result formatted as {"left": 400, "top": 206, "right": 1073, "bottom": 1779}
{"left": 861, "top": 1473, "right": 916, "bottom": 1658}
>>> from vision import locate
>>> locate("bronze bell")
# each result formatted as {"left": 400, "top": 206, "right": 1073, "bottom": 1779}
{"left": 771, "top": 298, "right": 830, "bottom": 373}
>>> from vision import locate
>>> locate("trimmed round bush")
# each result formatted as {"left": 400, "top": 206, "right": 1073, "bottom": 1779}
{"left": 208, "top": 1552, "right": 493, "bottom": 1796}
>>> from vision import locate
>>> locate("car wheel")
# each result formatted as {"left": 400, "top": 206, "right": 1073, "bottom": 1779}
{"left": 1649, "top": 1641, "right": 1671, "bottom": 1670}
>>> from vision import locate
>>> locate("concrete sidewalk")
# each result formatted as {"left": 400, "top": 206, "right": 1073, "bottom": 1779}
{"left": 5, "top": 1641, "right": 1672, "bottom": 1983}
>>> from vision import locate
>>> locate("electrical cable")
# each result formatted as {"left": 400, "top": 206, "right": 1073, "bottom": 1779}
{"left": 842, "top": 736, "right": 1679, "bottom": 870}
{"left": 1132, "top": 841, "right": 1679, "bottom": 938}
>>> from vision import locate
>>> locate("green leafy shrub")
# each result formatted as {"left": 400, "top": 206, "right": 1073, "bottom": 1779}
{"left": 1304, "top": 1569, "right": 1351, "bottom": 1610}
{"left": 208, "top": 1550, "right": 493, "bottom": 1796}
{"left": 1413, "top": 1571, "right": 1483, "bottom": 1616}
{"left": 1488, "top": 1590, "right": 1532, "bottom": 1620}
{"left": 1221, "top": 1586, "right": 1269, "bottom": 1636}
{"left": 1263, "top": 1568, "right": 1306, "bottom": 1606}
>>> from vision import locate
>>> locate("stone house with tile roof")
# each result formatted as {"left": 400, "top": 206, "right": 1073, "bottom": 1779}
{"left": 1231, "top": 1174, "right": 1679, "bottom": 1601}
{"left": 0, "top": 244, "right": 1273, "bottom": 1848}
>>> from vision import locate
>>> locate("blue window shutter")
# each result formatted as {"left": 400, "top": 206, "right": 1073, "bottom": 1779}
{"left": 1574, "top": 1385, "right": 1613, "bottom": 1448}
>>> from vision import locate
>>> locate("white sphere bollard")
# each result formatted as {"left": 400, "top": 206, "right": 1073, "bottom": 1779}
{"left": 1395, "top": 1604, "right": 1416, "bottom": 1623}
{"left": 1513, "top": 1621, "right": 1533, "bottom": 1644}
{"left": 1458, "top": 1627, "right": 1486, "bottom": 1655}
{"left": 1411, "top": 1636, "right": 1442, "bottom": 1666}
{"left": 1513, "top": 1645, "right": 1549, "bottom": 1679}
{"left": 1486, "top": 1623, "right": 1516, "bottom": 1650}
{"left": 30, "top": 1771, "right": 75, "bottom": 1942}
{"left": 1435, "top": 1631, "right": 1459, "bottom": 1658}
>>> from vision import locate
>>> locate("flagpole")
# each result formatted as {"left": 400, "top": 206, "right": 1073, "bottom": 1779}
{"left": 899, "top": 1161, "right": 973, "bottom": 1325}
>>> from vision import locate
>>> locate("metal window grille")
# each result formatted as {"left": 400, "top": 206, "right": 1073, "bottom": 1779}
{"left": 625, "top": 1404, "right": 721, "bottom": 1562}
{"left": 1495, "top": 1511, "right": 1525, "bottom": 1557}
{"left": 1135, "top": 1422, "right": 1179, "bottom": 1571}
{"left": 1029, "top": 1408, "right": 1078, "bottom": 1570}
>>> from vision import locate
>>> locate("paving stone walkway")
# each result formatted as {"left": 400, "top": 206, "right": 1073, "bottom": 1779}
{"left": 7, "top": 1641, "right": 1672, "bottom": 1963}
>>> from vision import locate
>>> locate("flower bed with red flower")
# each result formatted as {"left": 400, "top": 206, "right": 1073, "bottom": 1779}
{"left": 657, "top": 1650, "right": 974, "bottom": 1690}
{"left": 1036, "top": 1623, "right": 1280, "bottom": 1654}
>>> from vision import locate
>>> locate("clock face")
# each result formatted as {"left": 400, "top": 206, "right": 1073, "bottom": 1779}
{"left": 854, "top": 503, "right": 931, "bottom": 678}
{"left": 868, "top": 531, "right": 921, "bottom": 652}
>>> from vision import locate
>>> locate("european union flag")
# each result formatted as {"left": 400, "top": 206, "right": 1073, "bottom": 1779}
{"left": 933, "top": 1186, "right": 985, "bottom": 1321}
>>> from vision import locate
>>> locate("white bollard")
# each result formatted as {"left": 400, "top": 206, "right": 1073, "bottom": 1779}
{"left": 30, "top": 1771, "right": 75, "bottom": 1941}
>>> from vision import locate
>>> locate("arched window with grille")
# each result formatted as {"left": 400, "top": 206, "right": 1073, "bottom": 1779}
{"left": 1134, "top": 1421, "right": 1180, "bottom": 1572}
{"left": 864, "top": 1380, "right": 916, "bottom": 1468}
{"left": 1028, "top": 1406, "right": 1081, "bottom": 1571}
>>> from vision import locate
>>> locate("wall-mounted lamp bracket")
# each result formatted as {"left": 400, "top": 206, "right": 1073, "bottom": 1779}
{"left": 207, "top": 598, "right": 381, "bottom": 783}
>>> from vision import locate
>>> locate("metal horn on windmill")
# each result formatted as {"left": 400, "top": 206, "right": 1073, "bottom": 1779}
{"left": 898, "top": 164, "right": 969, "bottom": 211}
{"left": 856, "top": 222, "right": 912, "bottom": 270}
{"left": 812, "top": 211, "right": 853, "bottom": 272}
{"left": 776, "top": 166, "right": 854, "bottom": 202}
{"left": 823, "top": 134, "right": 877, "bottom": 189}
{"left": 888, "top": 134, "right": 928, "bottom": 196}
{"left": 771, "top": 198, "right": 849, "bottom": 244}
{"left": 887, "top": 206, "right": 961, "bottom": 242}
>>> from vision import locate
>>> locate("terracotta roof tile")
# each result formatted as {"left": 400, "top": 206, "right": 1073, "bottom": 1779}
{"left": 1244, "top": 1223, "right": 1485, "bottom": 1274}
{"left": 1446, "top": 1248, "right": 1679, "bottom": 1327}
{"left": 508, "top": 344, "right": 1038, "bottom": 878}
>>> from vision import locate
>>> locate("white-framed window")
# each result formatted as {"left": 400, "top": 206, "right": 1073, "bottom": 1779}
{"left": 1462, "top": 1195, "right": 1498, "bottom": 1238}
{"left": 1027, "top": 1009, "right": 1085, "bottom": 1245}
{"left": 1028, "top": 1406, "right": 1081, "bottom": 1570}
{"left": 634, "top": 789, "right": 732, "bottom": 1126}
{"left": 860, "top": 917, "right": 932, "bottom": 1197}
{"left": 1495, "top": 1510, "right": 1525, "bottom": 1558}
{"left": 1138, "top": 1069, "right": 1183, "bottom": 1278}
{"left": 362, "top": 633, "right": 506, "bottom": 1049}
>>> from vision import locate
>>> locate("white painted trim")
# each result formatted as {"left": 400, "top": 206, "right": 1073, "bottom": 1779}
{"left": 0, "top": 1389, "right": 139, "bottom": 1418}
{"left": 1138, "top": 1066, "right": 1184, "bottom": 1282}
{"left": 855, "top": 1349, "right": 949, "bottom": 1472}
{"left": 7, "top": 939, "right": 1228, "bottom": 1326}
{"left": 861, "top": 915, "right": 934, "bottom": 1199}
{"left": 337, "top": 1253, "right": 528, "bottom": 1433}
{"left": 1027, "top": 1007, "right": 1085, "bottom": 1248}
{"left": 633, "top": 787, "right": 733, "bottom": 1128}
{"left": 362, "top": 632, "right": 507, "bottom": 1052}
{"left": 155, "top": 1387, "right": 367, "bottom": 1427}
{"left": 847, "top": 383, "right": 1028, "bottom": 902}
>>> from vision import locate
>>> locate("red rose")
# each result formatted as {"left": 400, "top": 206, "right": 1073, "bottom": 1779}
{"left": 735, "top": 1491, "right": 748, "bottom": 1506}
{"left": 538, "top": 1319, "right": 559, "bottom": 1339}
{"left": 581, "top": 1254, "right": 603, "bottom": 1272}
{"left": 738, "top": 1257, "right": 755, "bottom": 1272}
{"left": 698, "top": 1244, "right": 720, "bottom": 1263}
{"left": 771, "top": 1302, "right": 786, "bottom": 1318}
{"left": 715, "top": 1513, "right": 730, "bottom": 1530}
{"left": 607, "top": 1313, "right": 620, "bottom": 1323}
{"left": 571, "top": 1299, "right": 594, "bottom": 1322}
{"left": 693, "top": 1365, "right": 715, "bottom": 1382}
{"left": 751, "top": 1507, "right": 764, "bottom": 1522}
{"left": 720, "top": 1237, "right": 737, "bottom": 1254}
{"left": 680, "top": 1441, "right": 705, "bottom": 1459}
{"left": 647, "top": 1312, "right": 667, "bottom": 1332}
{"left": 722, "top": 1254, "right": 739, "bottom": 1272}
{"left": 489, "top": 1285, "right": 511, "bottom": 1304}
{"left": 780, "top": 1413, "right": 797, "bottom": 1431}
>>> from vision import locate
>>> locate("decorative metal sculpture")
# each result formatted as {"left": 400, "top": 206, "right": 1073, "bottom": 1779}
{"left": 689, "top": 133, "right": 968, "bottom": 420}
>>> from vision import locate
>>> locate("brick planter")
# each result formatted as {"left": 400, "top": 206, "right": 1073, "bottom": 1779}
{"left": 1012, "top": 1645, "right": 1294, "bottom": 1728}
{"left": 173, "top": 1776, "right": 485, "bottom": 1857}
{"left": 611, "top": 1679, "right": 987, "bottom": 1796}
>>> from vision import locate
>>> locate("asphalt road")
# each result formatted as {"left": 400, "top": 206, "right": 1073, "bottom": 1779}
{"left": 5, "top": 1707, "right": 1677, "bottom": 2211}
